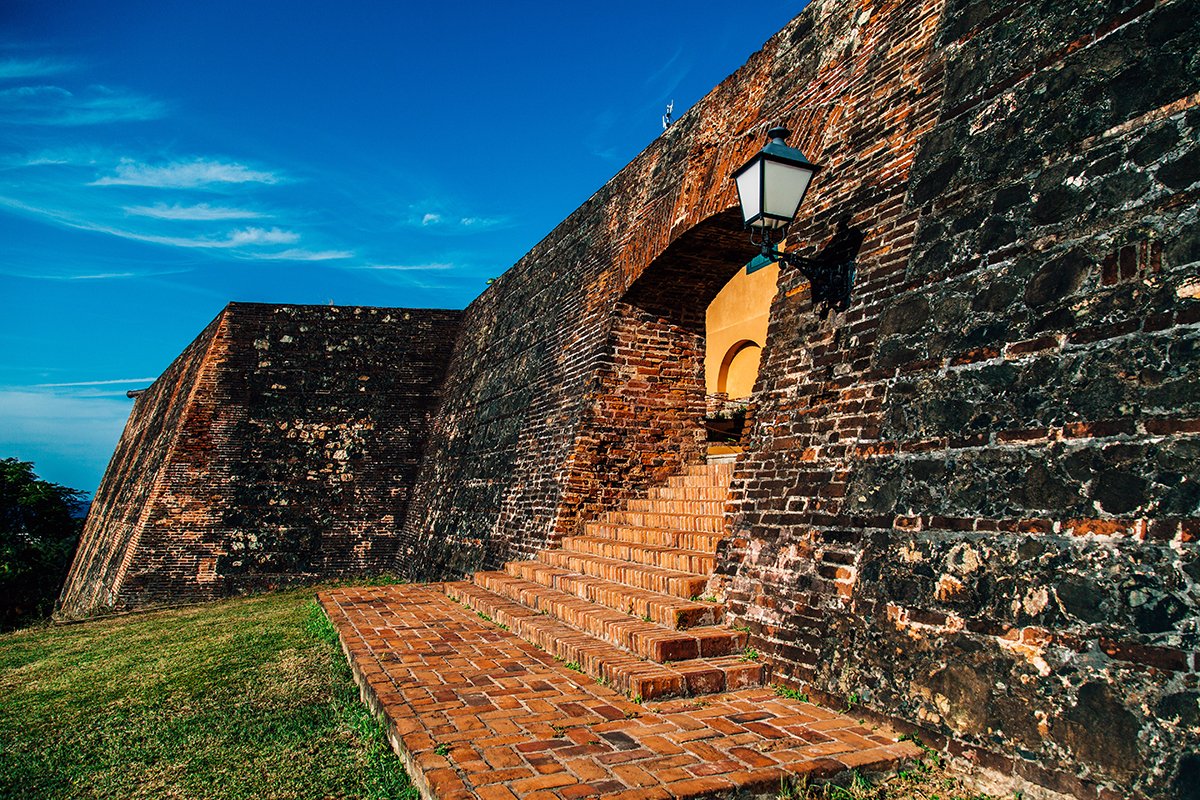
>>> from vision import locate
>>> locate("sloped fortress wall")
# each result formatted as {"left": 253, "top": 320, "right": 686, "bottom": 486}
{"left": 59, "top": 303, "right": 460, "bottom": 616}
{"left": 62, "top": 0, "right": 1199, "bottom": 796}
{"left": 398, "top": 0, "right": 1199, "bottom": 797}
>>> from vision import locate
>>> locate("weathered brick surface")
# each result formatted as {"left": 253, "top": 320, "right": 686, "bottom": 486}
{"left": 59, "top": 303, "right": 460, "bottom": 616}
{"left": 321, "top": 584, "right": 919, "bottom": 798}
{"left": 65, "top": 0, "right": 1200, "bottom": 796}
{"left": 394, "top": 1, "right": 1199, "bottom": 796}
{"left": 716, "top": 3, "right": 1200, "bottom": 798}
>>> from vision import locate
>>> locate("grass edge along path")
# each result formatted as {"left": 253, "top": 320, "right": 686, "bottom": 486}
{"left": 0, "top": 585, "right": 417, "bottom": 800}
{"left": 2, "top": 582, "right": 1004, "bottom": 800}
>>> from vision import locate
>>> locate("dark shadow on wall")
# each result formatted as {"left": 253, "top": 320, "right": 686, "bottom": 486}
{"left": 554, "top": 208, "right": 759, "bottom": 535}
{"left": 803, "top": 218, "right": 866, "bottom": 316}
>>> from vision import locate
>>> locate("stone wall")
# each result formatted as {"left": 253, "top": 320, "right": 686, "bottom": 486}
{"left": 718, "top": 2, "right": 1200, "bottom": 799}
{"left": 398, "top": 0, "right": 1198, "bottom": 796}
{"left": 62, "top": 0, "right": 1200, "bottom": 795}
{"left": 59, "top": 303, "right": 460, "bottom": 616}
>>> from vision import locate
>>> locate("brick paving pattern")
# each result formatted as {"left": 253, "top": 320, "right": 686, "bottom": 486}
{"left": 321, "top": 463, "right": 917, "bottom": 798}
{"left": 322, "top": 585, "right": 918, "bottom": 799}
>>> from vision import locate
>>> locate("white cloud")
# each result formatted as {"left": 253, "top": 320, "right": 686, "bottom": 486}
{"left": 458, "top": 216, "right": 503, "bottom": 228}
{"left": 124, "top": 202, "right": 266, "bottom": 221}
{"left": 0, "top": 389, "right": 133, "bottom": 493}
{"left": 226, "top": 226, "right": 298, "bottom": 246}
{"left": 354, "top": 263, "right": 454, "bottom": 271}
{"left": 254, "top": 247, "right": 354, "bottom": 261}
{"left": 0, "top": 196, "right": 338, "bottom": 259}
{"left": 0, "top": 83, "right": 166, "bottom": 125}
{"left": 0, "top": 57, "right": 75, "bottom": 80}
{"left": 91, "top": 157, "right": 280, "bottom": 188}
{"left": 36, "top": 377, "right": 158, "bottom": 388}
{"left": 413, "top": 209, "right": 506, "bottom": 230}
{"left": 65, "top": 272, "right": 137, "bottom": 280}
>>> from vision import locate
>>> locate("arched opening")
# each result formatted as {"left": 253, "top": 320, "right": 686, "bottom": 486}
{"left": 717, "top": 339, "right": 762, "bottom": 398}
{"left": 559, "top": 208, "right": 762, "bottom": 530}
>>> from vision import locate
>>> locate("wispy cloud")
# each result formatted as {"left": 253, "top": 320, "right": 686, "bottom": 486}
{"left": 457, "top": 216, "right": 503, "bottom": 228}
{"left": 0, "top": 194, "right": 347, "bottom": 261}
{"left": 36, "top": 377, "right": 158, "bottom": 388}
{"left": 0, "top": 83, "right": 166, "bottom": 126}
{"left": 0, "top": 57, "right": 75, "bottom": 80}
{"left": 353, "top": 263, "right": 454, "bottom": 271}
{"left": 414, "top": 210, "right": 506, "bottom": 230}
{"left": 114, "top": 225, "right": 302, "bottom": 251}
{"left": 91, "top": 157, "right": 280, "bottom": 188}
{"left": 124, "top": 202, "right": 266, "bottom": 221}
{"left": 225, "top": 226, "right": 297, "bottom": 246}
{"left": 0, "top": 389, "right": 134, "bottom": 493}
{"left": 64, "top": 272, "right": 136, "bottom": 280}
{"left": 254, "top": 247, "right": 354, "bottom": 261}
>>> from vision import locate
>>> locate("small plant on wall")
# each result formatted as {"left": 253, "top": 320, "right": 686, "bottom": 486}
{"left": 704, "top": 395, "right": 749, "bottom": 443}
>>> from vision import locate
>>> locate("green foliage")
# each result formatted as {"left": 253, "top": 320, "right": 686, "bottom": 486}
{"left": 774, "top": 734, "right": 1003, "bottom": 800}
{"left": 0, "top": 458, "right": 86, "bottom": 630}
{"left": 0, "top": 588, "right": 418, "bottom": 799}
{"left": 773, "top": 684, "right": 809, "bottom": 702}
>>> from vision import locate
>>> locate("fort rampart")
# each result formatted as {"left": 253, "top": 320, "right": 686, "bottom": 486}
{"left": 62, "top": 1, "right": 1199, "bottom": 796}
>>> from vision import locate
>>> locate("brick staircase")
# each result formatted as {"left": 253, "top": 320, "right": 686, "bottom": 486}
{"left": 443, "top": 461, "right": 768, "bottom": 702}
{"left": 322, "top": 458, "right": 921, "bottom": 797}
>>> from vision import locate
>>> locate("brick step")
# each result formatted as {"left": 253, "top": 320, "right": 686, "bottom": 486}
{"left": 657, "top": 472, "right": 729, "bottom": 491}
{"left": 504, "top": 560, "right": 724, "bottom": 628}
{"left": 647, "top": 484, "right": 730, "bottom": 502}
{"left": 681, "top": 461, "right": 734, "bottom": 479}
{"left": 600, "top": 509, "right": 725, "bottom": 533}
{"left": 443, "top": 581, "right": 765, "bottom": 701}
{"left": 538, "top": 548, "right": 709, "bottom": 600}
{"left": 583, "top": 521, "right": 723, "bottom": 553}
{"left": 474, "top": 572, "right": 742, "bottom": 661}
{"left": 620, "top": 497, "right": 727, "bottom": 516}
{"left": 561, "top": 535, "right": 716, "bottom": 573}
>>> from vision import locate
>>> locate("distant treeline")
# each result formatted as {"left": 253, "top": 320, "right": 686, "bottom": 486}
{"left": 0, "top": 458, "right": 85, "bottom": 631}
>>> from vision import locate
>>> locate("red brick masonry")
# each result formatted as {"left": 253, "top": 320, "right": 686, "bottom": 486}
{"left": 320, "top": 585, "right": 919, "bottom": 800}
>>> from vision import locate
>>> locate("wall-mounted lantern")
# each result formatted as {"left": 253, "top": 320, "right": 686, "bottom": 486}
{"left": 734, "top": 126, "right": 855, "bottom": 313}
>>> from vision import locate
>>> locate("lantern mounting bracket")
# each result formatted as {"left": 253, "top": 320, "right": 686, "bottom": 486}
{"left": 756, "top": 243, "right": 855, "bottom": 317}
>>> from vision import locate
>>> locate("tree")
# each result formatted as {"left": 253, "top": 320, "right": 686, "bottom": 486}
{"left": 0, "top": 458, "right": 86, "bottom": 630}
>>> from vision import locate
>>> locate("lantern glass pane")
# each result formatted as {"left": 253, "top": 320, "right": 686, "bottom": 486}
{"left": 735, "top": 160, "right": 762, "bottom": 224}
{"left": 763, "top": 159, "right": 814, "bottom": 222}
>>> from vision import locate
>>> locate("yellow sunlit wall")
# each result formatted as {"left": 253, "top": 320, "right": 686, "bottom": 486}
{"left": 705, "top": 262, "right": 779, "bottom": 398}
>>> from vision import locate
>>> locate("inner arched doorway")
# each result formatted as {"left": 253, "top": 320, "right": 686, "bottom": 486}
{"left": 556, "top": 208, "right": 769, "bottom": 533}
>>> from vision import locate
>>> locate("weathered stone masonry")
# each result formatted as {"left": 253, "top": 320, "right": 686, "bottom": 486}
{"left": 63, "top": 1, "right": 1199, "bottom": 797}
{"left": 60, "top": 303, "right": 461, "bottom": 616}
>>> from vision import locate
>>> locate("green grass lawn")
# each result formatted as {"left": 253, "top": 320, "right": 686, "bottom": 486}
{"left": 0, "top": 585, "right": 996, "bottom": 800}
{"left": 0, "top": 587, "right": 416, "bottom": 800}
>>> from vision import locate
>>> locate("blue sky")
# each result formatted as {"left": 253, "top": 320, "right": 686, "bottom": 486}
{"left": 0, "top": 1, "right": 805, "bottom": 494}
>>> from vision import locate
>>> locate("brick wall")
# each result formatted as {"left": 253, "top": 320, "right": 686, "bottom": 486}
{"left": 59, "top": 303, "right": 460, "bottom": 616}
{"left": 400, "top": 0, "right": 1198, "bottom": 796}
{"left": 63, "top": 0, "right": 1200, "bottom": 795}
{"left": 718, "top": 2, "right": 1200, "bottom": 798}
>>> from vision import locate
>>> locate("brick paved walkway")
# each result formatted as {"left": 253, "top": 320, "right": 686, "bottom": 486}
{"left": 321, "top": 584, "right": 919, "bottom": 799}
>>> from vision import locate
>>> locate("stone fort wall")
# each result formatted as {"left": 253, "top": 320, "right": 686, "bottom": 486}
{"left": 398, "top": 0, "right": 1199, "bottom": 797}
{"left": 61, "top": 0, "right": 1198, "bottom": 796}
{"left": 60, "top": 303, "right": 461, "bottom": 616}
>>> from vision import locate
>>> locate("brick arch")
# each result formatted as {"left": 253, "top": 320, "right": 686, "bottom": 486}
{"left": 717, "top": 339, "right": 762, "bottom": 397}
{"left": 553, "top": 207, "right": 758, "bottom": 537}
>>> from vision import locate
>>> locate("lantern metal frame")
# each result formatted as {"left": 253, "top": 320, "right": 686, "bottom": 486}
{"left": 734, "top": 126, "right": 856, "bottom": 315}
